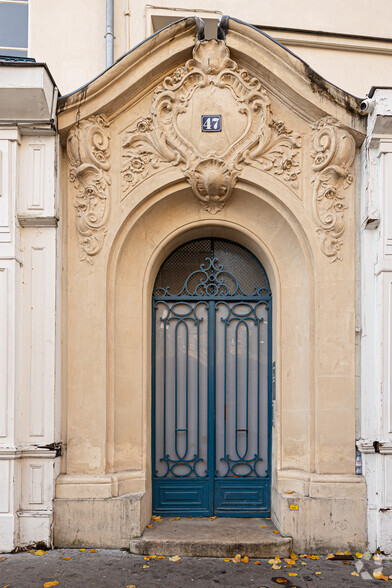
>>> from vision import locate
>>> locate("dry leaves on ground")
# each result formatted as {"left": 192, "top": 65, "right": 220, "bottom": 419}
{"left": 88, "top": 549, "right": 97, "bottom": 553}
{"left": 209, "top": 516, "right": 217, "bottom": 521}
{"left": 143, "top": 565, "right": 149, "bottom": 569}
{"left": 0, "top": 558, "right": 7, "bottom": 562}
{"left": 43, "top": 582, "right": 59, "bottom": 587}
{"left": 34, "top": 550, "right": 46, "bottom": 556}
{"left": 79, "top": 548, "right": 86, "bottom": 552}
{"left": 169, "top": 517, "right": 180, "bottom": 521}
{"left": 168, "top": 555, "right": 181, "bottom": 562}
{"left": 373, "top": 570, "right": 389, "bottom": 581}
{"left": 62, "top": 557, "right": 71, "bottom": 561}
{"left": 259, "top": 525, "right": 267, "bottom": 529}
{"left": 146, "top": 525, "right": 154, "bottom": 529}
{"left": 151, "top": 515, "right": 162, "bottom": 522}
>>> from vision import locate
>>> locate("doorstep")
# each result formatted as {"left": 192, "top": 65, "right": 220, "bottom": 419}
{"left": 130, "top": 517, "right": 292, "bottom": 558}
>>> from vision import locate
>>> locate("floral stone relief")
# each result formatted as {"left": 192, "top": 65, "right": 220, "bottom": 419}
{"left": 311, "top": 116, "right": 355, "bottom": 262}
{"left": 67, "top": 115, "right": 111, "bottom": 263}
{"left": 121, "top": 39, "right": 301, "bottom": 214}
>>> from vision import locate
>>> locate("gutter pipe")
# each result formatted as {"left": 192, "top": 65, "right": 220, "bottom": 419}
{"left": 106, "top": 0, "right": 114, "bottom": 68}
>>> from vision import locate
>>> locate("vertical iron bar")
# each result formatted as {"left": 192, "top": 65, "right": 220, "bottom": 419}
{"left": 245, "top": 319, "right": 249, "bottom": 459}
{"left": 185, "top": 318, "right": 189, "bottom": 458}
{"left": 257, "top": 316, "right": 260, "bottom": 461}
{"left": 208, "top": 301, "right": 215, "bottom": 514}
{"left": 174, "top": 320, "right": 179, "bottom": 458}
{"left": 163, "top": 306, "right": 167, "bottom": 459}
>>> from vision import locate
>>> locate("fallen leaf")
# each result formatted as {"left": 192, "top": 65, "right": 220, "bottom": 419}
{"left": 343, "top": 561, "right": 351, "bottom": 565}
{"left": 284, "top": 491, "right": 294, "bottom": 494}
{"left": 241, "top": 556, "right": 249, "bottom": 563}
{"left": 79, "top": 548, "right": 86, "bottom": 552}
{"left": 149, "top": 555, "right": 157, "bottom": 559}
{"left": 209, "top": 516, "right": 217, "bottom": 521}
{"left": 373, "top": 554, "right": 381, "bottom": 561}
{"left": 268, "top": 559, "right": 276, "bottom": 564}
{"left": 290, "top": 550, "right": 298, "bottom": 560}
{"left": 254, "top": 560, "right": 261, "bottom": 565}
{"left": 315, "top": 571, "right": 321, "bottom": 575}
{"left": 266, "top": 517, "right": 271, "bottom": 520}
{"left": 351, "top": 572, "right": 359, "bottom": 577}
{"left": 373, "top": 571, "right": 389, "bottom": 581}
{"left": 157, "top": 555, "right": 165, "bottom": 559}
{"left": 0, "top": 558, "right": 7, "bottom": 562}
{"left": 146, "top": 525, "right": 154, "bottom": 529}
{"left": 299, "top": 554, "right": 307, "bottom": 558}
{"left": 144, "top": 556, "right": 150, "bottom": 561}
{"left": 62, "top": 556, "right": 71, "bottom": 561}
{"left": 34, "top": 550, "right": 46, "bottom": 556}
{"left": 169, "top": 517, "right": 180, "bottom": 521}
{"left": 143, "top": 564, "right": 149, "bottom": 569}
{"left": 272, "top": 564, "right": 281, "bottom": 570}
{"left": 286, "top": 564, "right": 292, "bottom": 568}
{"left": 126, "top": 585, "right": 136, "bottom": 588}
{"left": 169, "top": 555, "right": 181, "bottom": 562}
{"left": 344, "top": 550, "right": 351, "bottom": 556}
{"left": 301, "top": 562, "right": 307, "bottom": 565}
{"left": 284, "top": 558, "right": 296, "bottom": 565}
{"left": 232, "top": 554, "right": 242, "bottom": 563}
{"left": 88, "top": 549, "right": 97, "bottom": 553}
{"left": 186, "top": 515, "right": 193, "bottom": 518}
{"left": 288, "top": 573, "right": 298, "bottom": 576}
{"left": 224, "top": 558, "right": 231, "bottom": 562}
{"left": 309, "top": 555, "right": 319, "bottom": 560}
{"left": 336, "top": 551, "right": 344, "bottom": 555}
{"left": 273, "top": 530, "right": 280, "bottom": 534}
{"left": 275, "top": 580, "right": 287, "bottom": 585}
{"left": 355, "top": 552, "right": 363, "bottom": 559}
{"left": 275, "top": 556, "right": 281, "bottom": 563}
{"left": 43, "top": 583, "right": 59, "bottom": 587}
{"left": 151, "top": 515, "right": 162, "bottom": 522}
{"left": 260, "top": 525, "right": 267, "bottom": 529}
{"left": 326, "top": 553, "right": 334, "bottom": 559}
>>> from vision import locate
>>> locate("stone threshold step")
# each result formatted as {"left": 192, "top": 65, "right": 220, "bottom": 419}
{"left": 130, "top": 517, "right": 292, "bottom": 558}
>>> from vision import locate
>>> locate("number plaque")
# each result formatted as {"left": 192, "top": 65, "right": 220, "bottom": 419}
{"left": 201, "top": 115, "right": 222, "bottom": 132}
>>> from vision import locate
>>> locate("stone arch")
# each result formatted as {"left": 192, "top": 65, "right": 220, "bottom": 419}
{"left": 106, "top": 177, "right": 314, "bottom": 520}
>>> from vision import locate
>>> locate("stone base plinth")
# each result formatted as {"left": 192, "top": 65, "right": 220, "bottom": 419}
{"left": 272, "top": 471, "right": 368, "bottom": 553}
{"left": 54, "top": 492, "right": 150, "bottom": 548}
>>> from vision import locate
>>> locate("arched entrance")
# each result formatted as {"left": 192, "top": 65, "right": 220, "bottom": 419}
{"left": 152, "top": 238, "right": 272, "bottom": 516}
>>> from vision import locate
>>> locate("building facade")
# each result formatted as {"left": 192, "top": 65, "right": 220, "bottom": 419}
{"left": 0, "top": 1, "right": 391, "bottom": 554}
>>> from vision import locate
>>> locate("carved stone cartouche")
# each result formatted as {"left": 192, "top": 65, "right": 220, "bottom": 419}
{"left": 67, "top": 115, "right": 111, "bottom": 263}
{"left": 121, "top": 39, "right": 301, "bottom": 213}
{"left": 311, "top": 116, "right": 355, "bottom": 262}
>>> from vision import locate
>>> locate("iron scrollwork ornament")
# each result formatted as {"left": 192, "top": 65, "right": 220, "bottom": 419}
{"left": 67, "top": 115, "right": 111, "bottom": 263}
{"left": 122, "top": 39, "right": 301, "bottom": 213}
{"left": 311, "top": 116, "right": 355, "bottom": 262}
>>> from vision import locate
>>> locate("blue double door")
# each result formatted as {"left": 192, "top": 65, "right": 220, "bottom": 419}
{"left": 152, "top": 239, "right": 271, "bottom": 517}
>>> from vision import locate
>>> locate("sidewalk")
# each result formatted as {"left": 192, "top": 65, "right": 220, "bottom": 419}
{"left": 1, "top": 548, "right": 391, "bottom": 587}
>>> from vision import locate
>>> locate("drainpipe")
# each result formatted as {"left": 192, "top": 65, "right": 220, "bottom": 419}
{"left": 106, "top": 0, "right": 114, "bottom": 68}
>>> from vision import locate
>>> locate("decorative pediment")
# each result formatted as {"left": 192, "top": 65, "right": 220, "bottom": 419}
{"left": 121, "top": 39, "right": 301, "bottom": 213}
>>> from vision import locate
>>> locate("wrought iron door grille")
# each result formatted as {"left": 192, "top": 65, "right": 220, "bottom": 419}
{"left": 152, "top": 238, "right": 272, "bottom": 516}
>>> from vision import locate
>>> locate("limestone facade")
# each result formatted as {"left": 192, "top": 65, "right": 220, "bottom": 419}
{"left": 53, "top": 18, "right": 367, "bottom": 552}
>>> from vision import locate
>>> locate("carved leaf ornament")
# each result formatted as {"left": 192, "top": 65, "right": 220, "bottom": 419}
{"left": 67, "top": 115, "right": 111, "bottom": 263}
{"left": 122, "top": 39, "right": 301, "bottom": 214}
{"left": 311, "top": 116, "right": 355, "bottom": 262}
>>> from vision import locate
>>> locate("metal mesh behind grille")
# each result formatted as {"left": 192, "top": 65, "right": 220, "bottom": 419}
{"left": 154, "top": 238, "right": 270, "bottom": 296}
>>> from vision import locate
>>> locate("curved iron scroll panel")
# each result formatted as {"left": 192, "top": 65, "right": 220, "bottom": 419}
{"left": 152, "top": 239, "right": 272, "bottom": 515}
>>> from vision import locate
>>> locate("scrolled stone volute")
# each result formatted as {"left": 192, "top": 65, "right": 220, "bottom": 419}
{"left": 67, "top": 115, "right": 111, "bottom": 263}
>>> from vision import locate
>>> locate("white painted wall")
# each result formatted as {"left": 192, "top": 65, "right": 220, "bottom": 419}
{"left": 0, "top": 66, "right": 59, "bottom": 552}
{"left": 360, "top": 89, "right": 392, "bottom": 554}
